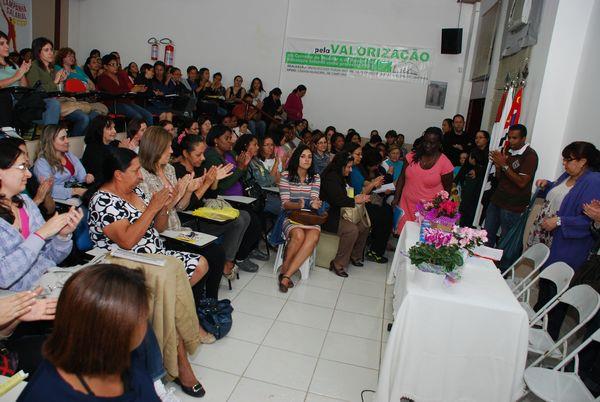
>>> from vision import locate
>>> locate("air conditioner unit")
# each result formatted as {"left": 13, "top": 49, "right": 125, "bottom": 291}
{"left": 507, "top": 0, "right": 532, "bottom": 32}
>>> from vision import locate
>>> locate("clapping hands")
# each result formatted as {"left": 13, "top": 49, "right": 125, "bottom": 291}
{"left": 583, "top": 199, "right": 600, "bottom": 224}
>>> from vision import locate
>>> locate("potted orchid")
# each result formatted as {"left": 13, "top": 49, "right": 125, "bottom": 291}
{"left": 408, "top": 227, "right": 464, "bottom": 283}
{"left": 416, "top": 190, "right": 460, "bottom": 230}
{"left": 452, "top": 226, "right": 488, "bottom": 255}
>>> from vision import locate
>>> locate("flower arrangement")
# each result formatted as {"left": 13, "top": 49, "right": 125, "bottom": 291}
{"left": 408, "top": 226, "right": 488, "bottom": 284}
{"left": 452, "top": 226, "right": 488, "bottom": 253}
{"left": 408, "top": 227, "right": 464, "bottom": 282}
{"left": 416, "top": 190, "right": 460, "bottom": 230}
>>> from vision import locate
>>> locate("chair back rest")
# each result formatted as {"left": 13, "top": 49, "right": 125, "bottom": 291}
{"left": 554, "top": 327, "right": 600, "bottom": 371}
{"left": 539, "top": 262, "right": 574, "bottom": 296}
{"left": 522, "top": 243, "right": 550, "bottom": 270}
{"left": 560, "top": 284, "right": 600, "bottom": 324}
{"left": 65, "top": 79, "right": 87, "bottom": 93}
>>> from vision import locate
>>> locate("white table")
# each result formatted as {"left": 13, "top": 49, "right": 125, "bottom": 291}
{"left": 218, "top": 195, "right": 256, "bottom": 205}
{"left": 377, "top": 221, "right": 529, "bottom": 402}
{"left": 261, "top": 186, "right": 280, "bottom": 194}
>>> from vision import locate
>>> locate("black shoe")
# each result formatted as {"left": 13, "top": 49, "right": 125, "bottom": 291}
{"left": 329, "top": 261, "right": 348, "bottom": 277}
{"left": 366, "top": 250, "right": 388, "bottom": 264}
{"left": 174, "top": 378, "right": 206, "bottom": 398}
{"left": 350, "top": 259, "right": 364, "bottom": 267}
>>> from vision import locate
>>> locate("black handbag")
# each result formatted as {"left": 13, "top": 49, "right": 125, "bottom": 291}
{"left": 241, "top": 169, "right": 266, "bottom": 213}
{"left": 196, "top": 298, "right": 233, "bottom": 340}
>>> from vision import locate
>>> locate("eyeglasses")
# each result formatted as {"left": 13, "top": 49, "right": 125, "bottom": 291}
{"left": 11, "top": 163, "right": 30, "bottom": 171}
{"left": 563, "top": 157, "right": 577, "bottom": 163}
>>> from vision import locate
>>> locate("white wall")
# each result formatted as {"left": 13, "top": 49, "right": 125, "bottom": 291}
{"left": 68, "top": 0, "right": 475, "bottom": 143}
{"left": 561, "top": 0, "right": 600, "bottom": 150}
{"left": 528, "top": 0, "right": 596, "bottom": 179}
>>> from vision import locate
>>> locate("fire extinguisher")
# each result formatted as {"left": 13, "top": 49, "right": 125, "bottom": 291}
{"left": 148, "top": 37, "right": 159, "bottom": 61}
{"left": 161, "top": 38, "right": 174, "bottom": 66}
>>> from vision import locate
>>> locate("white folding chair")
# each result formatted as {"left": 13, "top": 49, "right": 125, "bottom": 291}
{"left": 273, "top": 243, "right": 316, "bottom": 281}
{"left": 503, "top": 243, "right": 550, "bottom": 293}
{"left": 529, "top": 285, "right": 600, "bottom": 364}
{"left": 516, "top": 262, "right": 574, "bottom": 321}
{"left": 524, "top": 328, "right": 600, "bottom": 402}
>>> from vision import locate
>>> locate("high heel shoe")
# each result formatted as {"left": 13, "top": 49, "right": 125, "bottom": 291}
{"left": 329, "top": 261, "right": 348, "bottom": 277}
{"left": 174, "top": 378, "right": 206, "bottom": 398}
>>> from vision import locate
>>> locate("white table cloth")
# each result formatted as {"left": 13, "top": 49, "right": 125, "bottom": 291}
{"left": 377, "top": 221, "right": 529, "bottom": 402}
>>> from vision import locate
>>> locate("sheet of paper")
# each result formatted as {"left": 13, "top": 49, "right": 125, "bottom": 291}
{"left": 472, "top": 245, "right": 504, "bottom": 261}
{"left": 162, "top": 230, "right": 218, "bottom": 248}
{"left": 373, "top": 183, "right": 396, "bottom": 194}
{"left": 219, "top": 195, "right": 257, "bottom": 204}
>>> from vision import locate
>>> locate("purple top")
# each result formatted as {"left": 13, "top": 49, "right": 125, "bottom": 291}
{"left": 222, "top": 153, "right": 244, "bottom": 196}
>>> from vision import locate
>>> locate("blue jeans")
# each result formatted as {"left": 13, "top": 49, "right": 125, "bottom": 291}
{"left": 248, "top": 120, "right": 266, "bottom": 139}
{"left": 34, "top": 98, "right": 61, "bottom": 125}
{"left": 132, "top": 326, "right": 165, "bottom": 381}
{"left": 64, "top": 110, "right": 99, "bottom": 137}
{"left": 483, "top": 202, "right": 522, "bottom": 247}
{"left": 114, "top": 103, "right": 154, "bottom": 126}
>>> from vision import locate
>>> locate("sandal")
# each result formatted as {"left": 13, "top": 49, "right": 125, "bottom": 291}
{"left": 278, "top": 274, "right": 292, "bottom": 293}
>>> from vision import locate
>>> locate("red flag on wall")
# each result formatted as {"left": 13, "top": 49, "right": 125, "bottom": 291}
{"left": 504, "top": 87, "right": 523, "bottom": 129}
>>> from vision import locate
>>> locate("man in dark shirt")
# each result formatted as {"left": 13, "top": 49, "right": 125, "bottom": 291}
{"left": 443, "top": 114, "right": 474, "bottom": 166}
{"left": 484, "top": 124, "right": 538, "bottom": 250}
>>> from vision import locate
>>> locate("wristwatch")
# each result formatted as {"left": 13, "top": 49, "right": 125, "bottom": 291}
{"left": 556, "top": 217, "right": 562, "bottom": 227}
{"left": 501, "top": 165, "right": 509, "bottom": 172}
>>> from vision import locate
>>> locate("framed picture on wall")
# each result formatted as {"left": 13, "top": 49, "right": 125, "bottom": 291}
{"left": 425, "top": 81, "right": 447, "bottom": 109}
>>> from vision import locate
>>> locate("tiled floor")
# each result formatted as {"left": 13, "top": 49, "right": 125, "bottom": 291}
{"left": 172, "top": 251, "right": 393, "bottom": 402}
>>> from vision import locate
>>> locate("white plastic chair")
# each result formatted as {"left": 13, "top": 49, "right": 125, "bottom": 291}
{"left": 273, "top": 243, "right": 316, "bottom": 281}
{"left": 524, "top": 328, "right": 600, "bottom": 402}
{"left": 515, "top": 262, "right": 574, "bottom": 321}
{"left": 503, "top": 243, "right": 550, "bottom": 293}
{"left": 529, "top": 285, "right": 600, "bottom": 364}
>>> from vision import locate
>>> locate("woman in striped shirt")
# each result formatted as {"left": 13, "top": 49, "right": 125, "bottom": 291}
{"left": 277, "top": 144, "right": 321, "bottom": 292}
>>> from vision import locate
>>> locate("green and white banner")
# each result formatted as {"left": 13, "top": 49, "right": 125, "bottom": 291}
{"left": 283, "top": 37, "right": 433, "bottom": 83}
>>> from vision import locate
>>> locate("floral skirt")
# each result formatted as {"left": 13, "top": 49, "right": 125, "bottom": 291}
{"left": 526, "top": 199, "right": 554, "bottom": 249}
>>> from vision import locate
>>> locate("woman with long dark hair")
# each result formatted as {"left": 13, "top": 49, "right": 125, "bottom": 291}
{"left": 392, "top": 127, "right": 454, "bottom": 233}
{"left": 277, "top": 144, "right": 321, "bottom": 291}
{"left": 349, "top": 144, "right": 393, "bottom": 263}
{"left": 320, "top": 152, "right": 370, "bottom": 277}
{"left": 81, "top": 115, "right": 121, "bottom": 183}
{"left": 26, "top": 37, "right": 98, "bottom": 136}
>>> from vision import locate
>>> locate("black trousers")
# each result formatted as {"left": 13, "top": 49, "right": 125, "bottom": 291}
{"left": 235, "top": 208, "right": 262, "bottom": 260}
{"left": 366, "top": 203, "right": 393, "bottom": 256}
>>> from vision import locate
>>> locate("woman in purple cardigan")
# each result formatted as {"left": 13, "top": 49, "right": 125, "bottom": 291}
{"left": 530, "top": 141, "right": 600, "bottom": 319}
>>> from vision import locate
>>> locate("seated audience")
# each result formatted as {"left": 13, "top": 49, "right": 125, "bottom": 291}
{"left": 86, "top": 148, "right": 213, "bottom": 296}
{"left": 484, "top": 124, "right": 538, "bottom": 255}
{"left": 395, "top": 133, "right": 409, "bottom": 159}
{"left": 277, "top": 144, "right": 321, "bottom": 292}
{"left": 348, "top": 144, "right": 392, "bottom": 263}
{"left": 312, "top": 132, "right": 331, "bottom": 175}
{"left": 160, "top": 119, "right": 177, "bottom": 138}
{"left": 82, "top": 55, "right": 101, "bottom": 84}
{"left": 0, "top": 31, "right": 31, "bottom": 126}
{"left": 300, "top": 130, "right": 312, "bottom": 146}
{"left": 33, "top": 125, "right": 94, "bottom": 200}
{"left": 528, "top": 142, "right": 600, "bottom": 328}
{"left": 126, "top": 61, "right": 139, "bottom": 83}
{"left": 441, "top": 117, "right": 453, "bottom": 136}
{"left": 324, "top": 126, "right": 336, "bottom": 145}
{"left": 209, "top": 72, "right": 226, "bottom": 97}
{"left": 248, "top": 77, "right": 267, "bottom": 107}
{"left": 203, "top": 126, "right": 268, "bottom": 268}
{"left": 276, "top": 123, "right": 299, "bottom": 161}
{"left": 0, "top": 142, "right": 81, "bottom": 291}
{"left": 17, "top": 265, "right": 164, "bottom": 401}
{"left": 125, "top": 117, "right": 148, "bottom": 153}
{"left": 330, "top": 132, "right": 346, "bottom": 155}
{"left": 96, "top": 54, "right": 153, "bottom": 125}
{"left": 198, "top": 116, "right": 212, "bottom": 140}
{"left": 262, "top": 88, "right": 284, "bottom": 124}
{"left": 320, "top": 152, "right": 371, "bottom": 277}
{"left": 2, "top": 137, "right": 55, "bottom": 217}
{"left": 172, "top": 134, "right": 251, "bottom": 279}
{"left": 225, "top": 75, "right": 246, "bottom": 103}
{"left": 284, "top": 85, "right": 306, "bottom": 122}
{"left": 454, "top": 130, "right": 490, "bottom": 227}
{"left": 248, "top": 135, "right": 282, "bottom": 215}
{"left": 381, "top": 144, "right": 403, "bottom": 183}
{"left": 345, "top": 131, "right": 362, "bottom": 146}
{"left": 232, "top": 119, "right": 251, "bottom": 140}
{"left": 232, "top": 93, "right": 266, "bottom": 138}
{"left": 81, "top": 115, "right": 122, "bottom": 183}
{"left": 26, "top": 37, "right": 97, "bottom": 136}
{"left": 392, "top": 127, "right": 454, "bottom": 233}
{"left": 54, "top": 47, "right": 95, "bottom": 91}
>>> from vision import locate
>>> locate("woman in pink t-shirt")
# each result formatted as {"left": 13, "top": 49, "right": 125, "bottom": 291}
{"left": 392, "top": 127, "right": 454, "bottom": 233}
